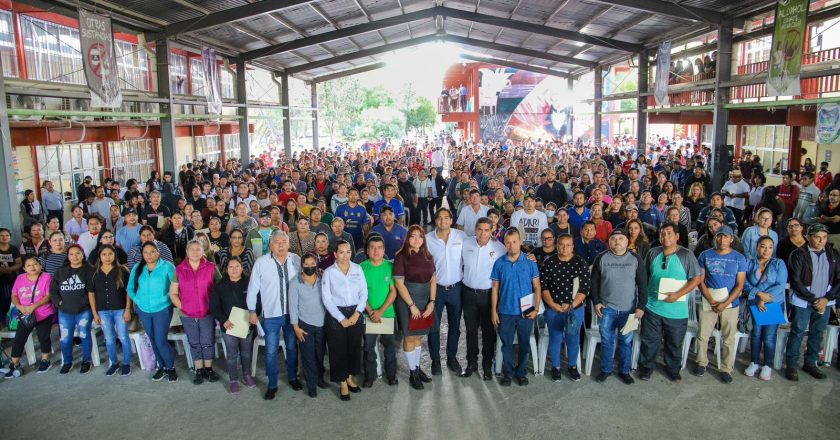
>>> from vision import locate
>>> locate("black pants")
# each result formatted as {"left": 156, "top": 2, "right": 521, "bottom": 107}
{"left": 639, "top": 310, "right": 687, "bottom": 373}
{"left": 363, "top": 332, "right": 397, "bottom": 380}
{"left": 462, "top": 286, "right": 496, "bottom": 370}
{"left": 326, "top": 306, "right": 364, "bottom": 382}
{"left": 417, "top": 198, "right": 430, "bottom": 224}
{"left": 407, "top": 203, "right": 421, "bottom": 226}
{"left": 299, "top": 321, "right": 325, "bottom": 391}
{"left": 12, "top": 316, "right": 53, "bottom": 359}
{"left": 429, "top": 197, "right": 442, "bottom": 221}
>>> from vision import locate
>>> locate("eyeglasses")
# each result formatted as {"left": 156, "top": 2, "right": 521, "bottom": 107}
{"left": 661, "top": 254, "right": 670, "bottom": 270}
{"left": 541, "top": 236, "right": 554, "bottom": 241}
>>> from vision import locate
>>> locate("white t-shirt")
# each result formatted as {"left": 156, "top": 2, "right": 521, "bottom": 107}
{"left": 510, "top": 209, "right": 548, "bottom": 248}
{"left": 722, "top": 180, "right": 750, "bottom": 210}
{"left": 456, "top": 204, "right": 489, "bottom": 237}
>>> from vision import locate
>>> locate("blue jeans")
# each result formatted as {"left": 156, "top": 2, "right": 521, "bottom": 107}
{"left": 137, "top": 307, "right": 174, "bottom": 369}
{"left": 597, "top": 308, "right": 634, "bottom": 374}
{"left": 544, "top": 306, "right": 584, "bottom": 369}
{"left": 785, "top": 305, "right": 830, "bottom": 368}
{"left": 498, "top": 313, "right": 534, "bottom": 378}
{"left": 262, "top": 315, "right": 299, "bottom": 389}
{"left": 59, "top": 310, "right": 93, "bottom": 364}
{"left": 98, "top": 309, "right": 132, "bottom": 365}
{"left": 750, "top": 322, "right": 778, "bottom": 366}
{"left": 429, "top": 282, "right": 462, "bottom": 362}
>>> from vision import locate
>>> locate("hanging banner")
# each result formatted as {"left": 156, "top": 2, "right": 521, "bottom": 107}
{"left": 201, "top": 48, "right": 223, "bottom": 115}
{"left": 78, "top": 9, "right": 122, "bottom": 108}
{"left": 766, "top": 0, "right": 809, "bottom": 97}
{"left": 654, "top": 40, "right": 672, "bottom": 106}
{"left": 817, "top": 103, "right": 840, "bottom": 144}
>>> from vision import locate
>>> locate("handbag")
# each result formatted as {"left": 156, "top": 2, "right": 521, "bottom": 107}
{"left": 17, "top": 274, "right": 43, "bottom": 330}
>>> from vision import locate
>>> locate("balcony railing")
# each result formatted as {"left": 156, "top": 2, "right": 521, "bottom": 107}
{"left": 732, "top": 47, "right": 840, "bottom": 100}
{"left": 438, "top": 96, "right": 472, "bottom": 113}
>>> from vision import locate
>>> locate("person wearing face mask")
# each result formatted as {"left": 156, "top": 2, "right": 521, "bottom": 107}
{"left": 289, "top": 253, "right": 328, "bottom": 397}
{"left": 815, "top": 161, "right": 833, "bottom": 192}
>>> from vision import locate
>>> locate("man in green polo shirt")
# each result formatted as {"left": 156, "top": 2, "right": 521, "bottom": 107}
{"left": 361, "top": 234, "right": 399, "bottom": 387}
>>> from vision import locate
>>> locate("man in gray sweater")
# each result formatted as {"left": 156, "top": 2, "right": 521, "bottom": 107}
{"left": 590, "top": 228, "right": 648, "bottom": 384}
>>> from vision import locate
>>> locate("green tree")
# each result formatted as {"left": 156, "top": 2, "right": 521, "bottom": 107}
{"left": 405, "top": 97, "right": 437, "bottom": 135}
{"left": 318, "top": 77, "right": 365, "bottom": 142}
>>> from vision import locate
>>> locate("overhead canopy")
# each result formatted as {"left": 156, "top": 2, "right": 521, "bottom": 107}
{"left": 28, "top": 0, "right": 776, "bottom": 79}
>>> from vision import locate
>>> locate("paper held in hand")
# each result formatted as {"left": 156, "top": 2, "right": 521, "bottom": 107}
{"left": 657, "top": 278, "right": 688, "bottom": 302}
{"left": 251, "top": 238, "right": 264, "bottom": 258}
{"left": 156, "top": 215, "right": 166, "bottom": 229}
{"left": 701, "top": 287, "right": 732, "bottom": 312}
{"left": 365, "top": 316, "right": 395, "bottom": 335}
{"left": 226, "top": 307, "right": 250, "bottom": 338}
{"left": 621, "top": 313, "right": 640, "bottom": 335}
{"left": 520, "top": 294, "right": 535, "bottom": 316}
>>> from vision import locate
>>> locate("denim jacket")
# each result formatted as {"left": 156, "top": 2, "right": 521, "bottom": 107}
{"left": 743, "top": 258, "right": 787, "bottom": 305}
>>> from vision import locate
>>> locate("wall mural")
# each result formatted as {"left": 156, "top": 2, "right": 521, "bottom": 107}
{"left": 478, "top": 67, "right": 573, "bottom": 142}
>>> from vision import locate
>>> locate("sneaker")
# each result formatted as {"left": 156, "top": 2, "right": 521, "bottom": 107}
{"left": 37, "top": 359, "right": 51, "bottom": 374}
{"left": 516, "top": 376, "right": 529, "bottom": 386}
{"left": 230, "top": 381, "right": 240, "bottom": 396}
{"left": 242, "top": 375, "right": 257, "bottom": 388}
{"left": 784, "top": 367, "right": 799, "bottom": 382}
{"left": 499, "top": 376, "right": 512, "bottom": 386}
{"left": 205, "top": 368, "right": 220, "bottom": 383}
{"left": 668, "top": 371, "right": 682, "bottom": 383}
{"left": 193, "top": 370, "right": 204, "bottom": 385}
{"left": 59, "top": 364, "right": 72, "bottom": 374}
{"left": 4, "top": 363, "right": 21, "bottom": 379}
{"left": 409, "top": 370, "right": 424, "bottom": 390}
{"left": 551, "top": 367, "right": 562, "bottom": 382}
{"left": 121, "top": 364, "right": 131, "bottom": 377}
{"left": 595, "top": 372, "right": 611, "bottom": 383}
{"left": 692, "top": 365, "right": 706, "bottom": 377}
{"left": 79, "top": 362, "right": 92, "bottom": 374}
{"left": 567, "top": 366, "right": 581, "bottom": 381}
{"left": 637, "top": 367, "right": 652, "bottom": 381}
{"left": 105, "top": 363, "right": 120, "bottom": 376}
{"left": 617, "top": 373, "right": 635, "bottom": 385}
{"left": 431, "top": 360, "right": 442, "bottom": 375}
{"left": 802, "top": 364, "right": 827, "bottom": 380}
{"left": 744, "top": 362, "right": 760, "bottom": 377}
{"left": 264, "top": 387, "right": 278, "bottom": 400}
{"left": 167, "top": 368, "right": 178, "bottom": 383}
{"left": 759, "top": 366, "right": 772, "bottom": 381}
{"left": 416, "top": 368, "right": 432, "bottom": 383}
{"left": 720, "top": 372, "right": 733, "bottom": 384}
{"left": 152, "top": 367, "right": 166, "bottom": 381}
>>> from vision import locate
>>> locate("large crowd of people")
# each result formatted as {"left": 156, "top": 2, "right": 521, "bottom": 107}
{"left": 1, "top": 136, "right": 839, "bottom": 401}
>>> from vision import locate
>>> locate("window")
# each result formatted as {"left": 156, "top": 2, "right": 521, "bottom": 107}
{"left": 190, "top": 57, "right": 203, "bottom": 96}
{"left": 223, "top": 133, "right": 241, "bottom": 161}
{"left": 108, "top": 139, "right": 156, "bottom": 185}
{"left": 0, "top": 10, "right": 18, "bottom": 78}
{"left": 740, "top": 35, "right": 771, "bottom": 66}
{"left": 220, "top": 67, "right": 235, "bottom": 99}
{"left": 36, "top": 143, "right": 105, "bottom": 203}
{"left": 742, "top": 125, "right": 790, "bottom": 175}
{"left": 21, "top": 15, "right": 84, "bottom": 84}
{"left": 170, "top": 52, "right": 187, "bottom": 94}
{"left": 115, "top": 39, "right": 150, "bottom": 91}
{"left": 195, "top": 135, "right": 220, "bottom": 164}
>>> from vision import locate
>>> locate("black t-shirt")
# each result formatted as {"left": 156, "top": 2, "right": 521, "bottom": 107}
{"left": 142, "top": 204, "right": 171, "bottom": 231}
{"left": 0, "top": 245, "right": 20, "bottom": 285}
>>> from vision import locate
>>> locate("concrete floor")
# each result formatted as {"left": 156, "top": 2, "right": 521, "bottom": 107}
{"left": 3, "top": 318, "right": 840, "bottom": 440}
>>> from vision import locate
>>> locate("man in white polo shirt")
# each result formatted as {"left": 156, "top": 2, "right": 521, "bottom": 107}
{"left": 425, "top": 207, "right": 466, "bottom": 375}
{"left": 456, "top": 189, "right": 490, "bottom": 237}
{"left": 460, "top": 217, "right": 506, "bottom": 380}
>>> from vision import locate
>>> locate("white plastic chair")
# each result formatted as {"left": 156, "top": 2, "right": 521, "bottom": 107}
{"left": 582, "top": 307, "right": 601, "bottom": 376}
{"left": 251, "top": 335, "right": 285, "bottom": 377}
{"left": 494, "top": 332, "right": 538, "bottom": 375}
{"left": 537, "top": 324, "right": 582, "bottom": 375}
{"left": 128, "top": 331, "right": 149, "bottom": 370}
{"left": 823, "top": 324, "right": 839, "bottom": 367}
{"left": 167, "top": 332, "right": 192, "bottom": 367}
{"left": 0, "top": 329, "right": 36, "bottom": 366}
{"left": 773, "top": 287, "right": 792, "bottom": 370}
{"left": 680, "top": 292, "right": 699, "bottom": 370}
{"left": 710, "top": 315, "right": 750, "bottom": 369}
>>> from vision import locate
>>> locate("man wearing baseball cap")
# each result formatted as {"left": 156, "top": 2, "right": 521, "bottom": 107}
{"left": 247, "top": 209, "right": 279, "bottom": 257}
{"left": 591, "top": 228, "right": 648, "bottom": 384}
{"left": 785, "top": 223, "right": 840, "bottom": 380}
{"left": 694, "top": 225, "right": 747, "bottom": 384}
{"left": 116, "top": 207, "right": 141, "bottom": 251}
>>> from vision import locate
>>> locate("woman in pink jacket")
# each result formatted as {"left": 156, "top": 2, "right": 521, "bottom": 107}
{"left": 171, "top": 239, "right": 219, "bottom": 385}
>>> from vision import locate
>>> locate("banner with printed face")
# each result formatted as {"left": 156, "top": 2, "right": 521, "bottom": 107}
{"left": 78, "top": 9, "right": 122, "bottom": 108}
{"left": 766, "top": 0, "right": 809, "bottom": 97}
{"left": 817, "top": 103, "right": 840, "bottom": 144}
{"left": 655, "top": 40, "right": 672, "bottom": 106}
{"left": 202, "top": 47, "right": 223, "bottom": 115}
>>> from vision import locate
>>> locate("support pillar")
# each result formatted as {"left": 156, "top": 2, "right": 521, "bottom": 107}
{"left": 567, "top": 77, "right": 575, "bottom": 142}
{"left": 636, "top": 50, "right": 649, "bottom": 158}
{"left": 279, "top": 71, "right": 292, "bottom": 157}
{"left": 789, "top": 126, "right": 802, "bottom": 173}
{"left": 311, "top": 81, "right": 319, "bottom": 151}
{"left": 710, "top": 24, "right": 733, "bottom": 191}
{"left": 594, "top": 66, "right": 603, "bottom": 148}
{"left": 155, "top": 39, "right": 177, "bottom": 182}
{"left": 236, "top": 59, "right": 250, "bottom": 169}
{"left": 0, "top": 58, "right": 22, "bottom": 242}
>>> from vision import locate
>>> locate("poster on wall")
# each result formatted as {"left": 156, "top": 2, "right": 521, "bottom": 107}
{"left": 816, "top": 103, "right": 840, "bottom": 144}
{"left": 78, "top": 9, "right": 123, "bottom": 108}
{"left": 654, "top": 40, "right": 671, "bottom": 106}
{"left": 202, "top": 48, "right": 223, "bottom": 115}
{"left": 766, "top": 0, "right": 809, "bottom": 97}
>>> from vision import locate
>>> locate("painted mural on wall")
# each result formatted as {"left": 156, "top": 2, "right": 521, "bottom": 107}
{"left": 478, "top": 67, "right": 573, "bottom": 142}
